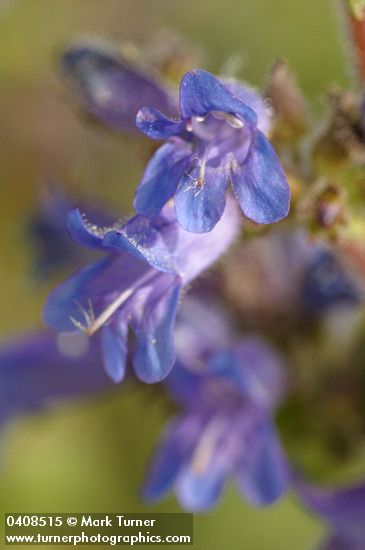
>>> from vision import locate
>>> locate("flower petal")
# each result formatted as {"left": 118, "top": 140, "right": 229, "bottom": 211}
{"left": 173, "top": 296, "right": 231, "bottom": 379}
{"left": 209, "top": 338, "right": 286, "bottom": 410}
{"left": 231, "top": 130, "right": 290, "bottom": 223}
{"left": 143, "top": 413, "right": 205, "bottom": 502}
{"left": 175, "top": 415, "right": 235, "bottom": 511}
{"left": 43, "top": 255, "right": 148, "bottom": 332}
{"left": 322, "top": 534, "right": 359, "bottom": 550}
{"left": 176, "top": 463, "right": 228, "bottom": 511}
{"left": 131, "top": 276, "right": 181, "bottom": 383}
{"left": 29, "top": 184, "right": 116, "bottom": 280}
{"left": 101, "top": 323, "right": 128, "bottom": 383}
{"left": 296, "top": 479, "right": 365, "bottom": 527}
{"left": 223, "top": 80, "right": 271, "bottom": 134}
{"left": 60, "top": 42, "right": 177, "bottom": 133}
{"left": 66, "top": 209, "right": 106, "bottom": 249}
{"left": 0, "top": 331, "right": 112, "bottom": 427}
{"left": 296, "top": 480, "right": 365, "bottom": 549}
{"left": 236, "top": 418, "right": 289, "bottom": 506}
{"left": 173, "top": 194, "right": 241, "bottom": 284}
{"left": 111, "top": 194, "right": 240, "bottom": 281}
{"left": 174, "top": 164, "right": 229, "bottom": 233}
{"left": 102, "top": 207, "right": 180, "bottom": 273}
{"left": 327, "top": 533, "right": 364, "bottom": 550}
{"left": 29, "top": 185, "right": 79, "bottom": 279}
{"left": 180, "top": 69, "right": 257, "bottom": 126}
{"left": 136, "top": 107, "right": 185, "bottom": 139}
{"left": 133, "top": 142, "right": 192, "bottom": 219}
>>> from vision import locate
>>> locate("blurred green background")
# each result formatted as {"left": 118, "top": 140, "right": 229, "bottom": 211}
{"left": 0, "top": 0, "right": 350, "bottom": 548}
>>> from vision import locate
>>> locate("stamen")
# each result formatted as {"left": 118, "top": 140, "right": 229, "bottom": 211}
{"left": 184, "top": 154, "right": 207, "bottom": 196}
{"left": 70, "top": 317, "right": 89, "bottom": 333}
{"left": 211, "top": 110, "right": 244, "bottom": 128}
{"left": 87, "top": 299, "right": 95, "bottom": 323}
{"left": 225, "top": 113, "right": 244, "bottom": 129}
{"left": 70, "top": 300, "right": 96, "bottom": 333}
{"left": 69, "top": 270, "right": 158, "bottom": 337}
{"left": 211, "top": 110, "right": 226, "bottom": 120}
{"left": 84, "top": 287, "right": 134, "bottom": 336}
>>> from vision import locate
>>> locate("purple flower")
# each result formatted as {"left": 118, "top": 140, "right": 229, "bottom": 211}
{"left": 143, "top": 297, "right": 289, "bottom": 511}
{"left": 27, "top": 183, "right": 114, "bottom": 280}
{"left": 44, "top": 198, "right": 240, "bottom": 384}
{"left": 134, "top": 68, "right": 290, "bottom": 233}
{"left": 60, "top": 41, "right": 178, "bottom": 134}
{"left": 302, "top": 248, "right": 361, "bottom": 315}
{"left": 28, "top": 185, "right": 79, "bottom": 279}
{"left": 297, "top": 479, "right": 365, "bottom": 550}
{"left": 0, "top": 331, "right": 114, "bottom": 429}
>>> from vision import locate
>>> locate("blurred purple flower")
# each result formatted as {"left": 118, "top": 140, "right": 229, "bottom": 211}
{"left": 297, "top": 479, "right": 365, "bottom": 550}
{"left": 44, "top": 198, "right": 240, "bottom": 384}
{"left": 135, "top": 68, "right": 290, "bottom": 232}
{"left": 143, "top": 297, "right": 289, "bottom": 511}
{"left": 302, "top": 248, "right": 361, "bottom": 315}
{"left": 28, "top": 185, "right": 79, "bottom": 279}
{"left": 60, "top": 42, "right": 178, "bottom": 133}
{"left": 0, "top": 331, "right": 114, "bottom": 429}
{"left": 27, "top": 183, "right": 114, "bottom": 280}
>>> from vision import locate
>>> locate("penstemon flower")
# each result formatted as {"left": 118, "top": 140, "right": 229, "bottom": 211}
{"left": 143, "top": 297, "right": 289, "bottom": 510}
{"left": 134, "top": 68, "right": 290, "bottom": 232}
{"left": 44, "top": 198, "right": 240, "bottom": 384}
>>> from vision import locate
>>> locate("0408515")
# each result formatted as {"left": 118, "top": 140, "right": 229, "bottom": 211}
{"left": 6, "top": 515, "right": 63, "bottom": 527}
